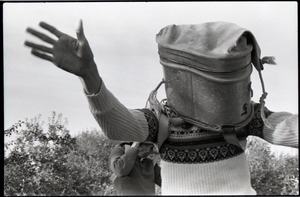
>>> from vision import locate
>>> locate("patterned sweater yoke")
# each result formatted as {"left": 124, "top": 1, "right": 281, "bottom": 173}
{"left": 140, "top": 102, "right": 271, "bottom": 164}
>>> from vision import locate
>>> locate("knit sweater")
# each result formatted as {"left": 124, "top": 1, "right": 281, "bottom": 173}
{"left": 86, "top": 82, "right": 298, "bottom": 195}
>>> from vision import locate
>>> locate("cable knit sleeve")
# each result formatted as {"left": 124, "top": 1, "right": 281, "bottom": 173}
{"left": 247, "top": 103, "right": 298, "bottom": 148}
{"left": 85, "top": 82, "right": 153, "bottom": 141}
{"left": 263, "top": 112, "right": 298, "bottom": 148}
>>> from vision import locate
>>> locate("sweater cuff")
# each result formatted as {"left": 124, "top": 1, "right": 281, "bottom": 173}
{"left": 85, "top": 82, "right": 120, "bottom": 114}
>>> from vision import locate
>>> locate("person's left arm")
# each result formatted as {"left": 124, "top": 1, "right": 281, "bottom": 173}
{"left": 248, "top": 103, "right": 298, "bottom": 148}
{"left": 262, "top": 111, "right": 298, "bottom": 148}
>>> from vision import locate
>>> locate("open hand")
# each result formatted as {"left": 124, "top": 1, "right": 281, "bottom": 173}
{"left": 24, "top": 20, "right": 95, "bottom": 78}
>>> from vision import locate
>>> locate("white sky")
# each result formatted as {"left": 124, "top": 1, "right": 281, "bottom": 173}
{"left": 4, "top": 2, "right": 298, "bottom": 139}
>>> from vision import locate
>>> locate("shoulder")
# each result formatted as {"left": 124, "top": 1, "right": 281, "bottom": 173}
{"left": 247, "top": 103, "right": 273, "bottom": 137}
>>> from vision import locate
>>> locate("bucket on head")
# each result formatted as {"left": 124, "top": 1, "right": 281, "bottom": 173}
{"left": 155, "top": 21, "right": 263, "bottom": 132}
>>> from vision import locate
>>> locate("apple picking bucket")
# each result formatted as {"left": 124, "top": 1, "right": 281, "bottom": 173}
{"left": 155, "top": 21, "right": 275, "bottom": 134}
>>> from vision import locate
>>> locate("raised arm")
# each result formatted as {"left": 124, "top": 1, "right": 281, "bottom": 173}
{"left": 24, "top": 21, "right": 158, "bottom": 142}
{"left": 247, "top": 103, "right": 298, "bottom": 148}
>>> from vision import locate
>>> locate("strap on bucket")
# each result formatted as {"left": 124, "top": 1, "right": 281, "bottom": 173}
{"left": 222, "top": 125, "right": 245, "bottom": 151}
{"left": 256, "top": 56, "right": 276, "bottom": 130}
{"left": 145, "top": 79, "right": 165, "bottom": 119}
{"left": 223, "top": 56, "right": 276, "bottom": 149}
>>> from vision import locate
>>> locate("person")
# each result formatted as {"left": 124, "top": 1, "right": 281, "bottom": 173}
{"left": 109, "top": 141, "right": 161, "bottom": 195}
{"left": 24, "top": 20, "right": 298, "bottom": 195}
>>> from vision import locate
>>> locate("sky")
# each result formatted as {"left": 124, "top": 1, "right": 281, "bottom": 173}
{"left": 4, "top": 2, "right": 298, "bottom": 146}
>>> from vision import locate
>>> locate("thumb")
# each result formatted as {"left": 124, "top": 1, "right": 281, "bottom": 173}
{"left": 76, "top": 19, "right": 85, "bottom": 43}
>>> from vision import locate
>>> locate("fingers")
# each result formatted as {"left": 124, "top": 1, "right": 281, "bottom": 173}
{"left": 39, "top": 22, "right": 64, "bottom": 38}
{"left": 76, "top": 19, "right": 85, "bottom": 43}
{"left": 24, "top": 41, "right": 53, "bottom": 54}
{"left": 31, "top": 50, "right": 53, "bottom": 62}
{"left": 26, "top": 27, "right": 56, "bottom": 44}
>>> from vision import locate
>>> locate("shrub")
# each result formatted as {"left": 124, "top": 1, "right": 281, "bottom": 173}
{"left": 4, "top": 112, "right": 77, "bottom": 196}
{"left": 246, "top": 136, "right": 299, "bottom": 195}
{"left": 4, "top": 112, "right": 119, "bottom": 196}
{"left": 64, "top": 129, "right": 118, "bottom": 195}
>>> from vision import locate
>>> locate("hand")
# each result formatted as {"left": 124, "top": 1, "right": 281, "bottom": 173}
{"left": 25, "top": 20, "right": 95, "bottom": 77}
{"left": 24, "top": 20, "right": 102, "bottom": 94}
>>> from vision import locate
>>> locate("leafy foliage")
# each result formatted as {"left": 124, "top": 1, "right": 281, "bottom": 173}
{"left": 246, "top": 136, "right": 299, "bottom": 195}
{"left": 4, "top": 113, "right": 299, "bottom": 195}
{"left": 4, "top": 112, "right": 117, "bottom": 196}
{"left": 64, "top": 129, "right": 118, "bottom": 195}
{"left": 4, "top": 112, "right": 77, "bottom": 195}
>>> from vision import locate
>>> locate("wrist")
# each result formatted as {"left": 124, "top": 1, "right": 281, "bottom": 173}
{"left": 79, "top": 61, "right": 102, "bottom": 95}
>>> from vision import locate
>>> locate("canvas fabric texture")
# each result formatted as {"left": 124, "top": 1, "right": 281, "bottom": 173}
{"left": 156, "top": 21, "right": 262, "bottom": 72}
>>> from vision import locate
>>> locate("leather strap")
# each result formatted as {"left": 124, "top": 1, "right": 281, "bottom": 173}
{"left": 157, "top": 113, "right": 170, "bottom": 149}
{"left": 221, "top": 125, "right": 245, "bottom": 151}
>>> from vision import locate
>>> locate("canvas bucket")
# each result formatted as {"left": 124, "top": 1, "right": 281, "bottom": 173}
{"left": 155, "top": 22, "right": 267, "bottom": 132}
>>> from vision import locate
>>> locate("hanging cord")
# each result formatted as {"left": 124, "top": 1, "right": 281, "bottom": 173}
{"left": 145, "top": 79, "right": 165, "bottom": 119}
{"left": 258, "top": 56, "right": 276, "bottom": 130}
